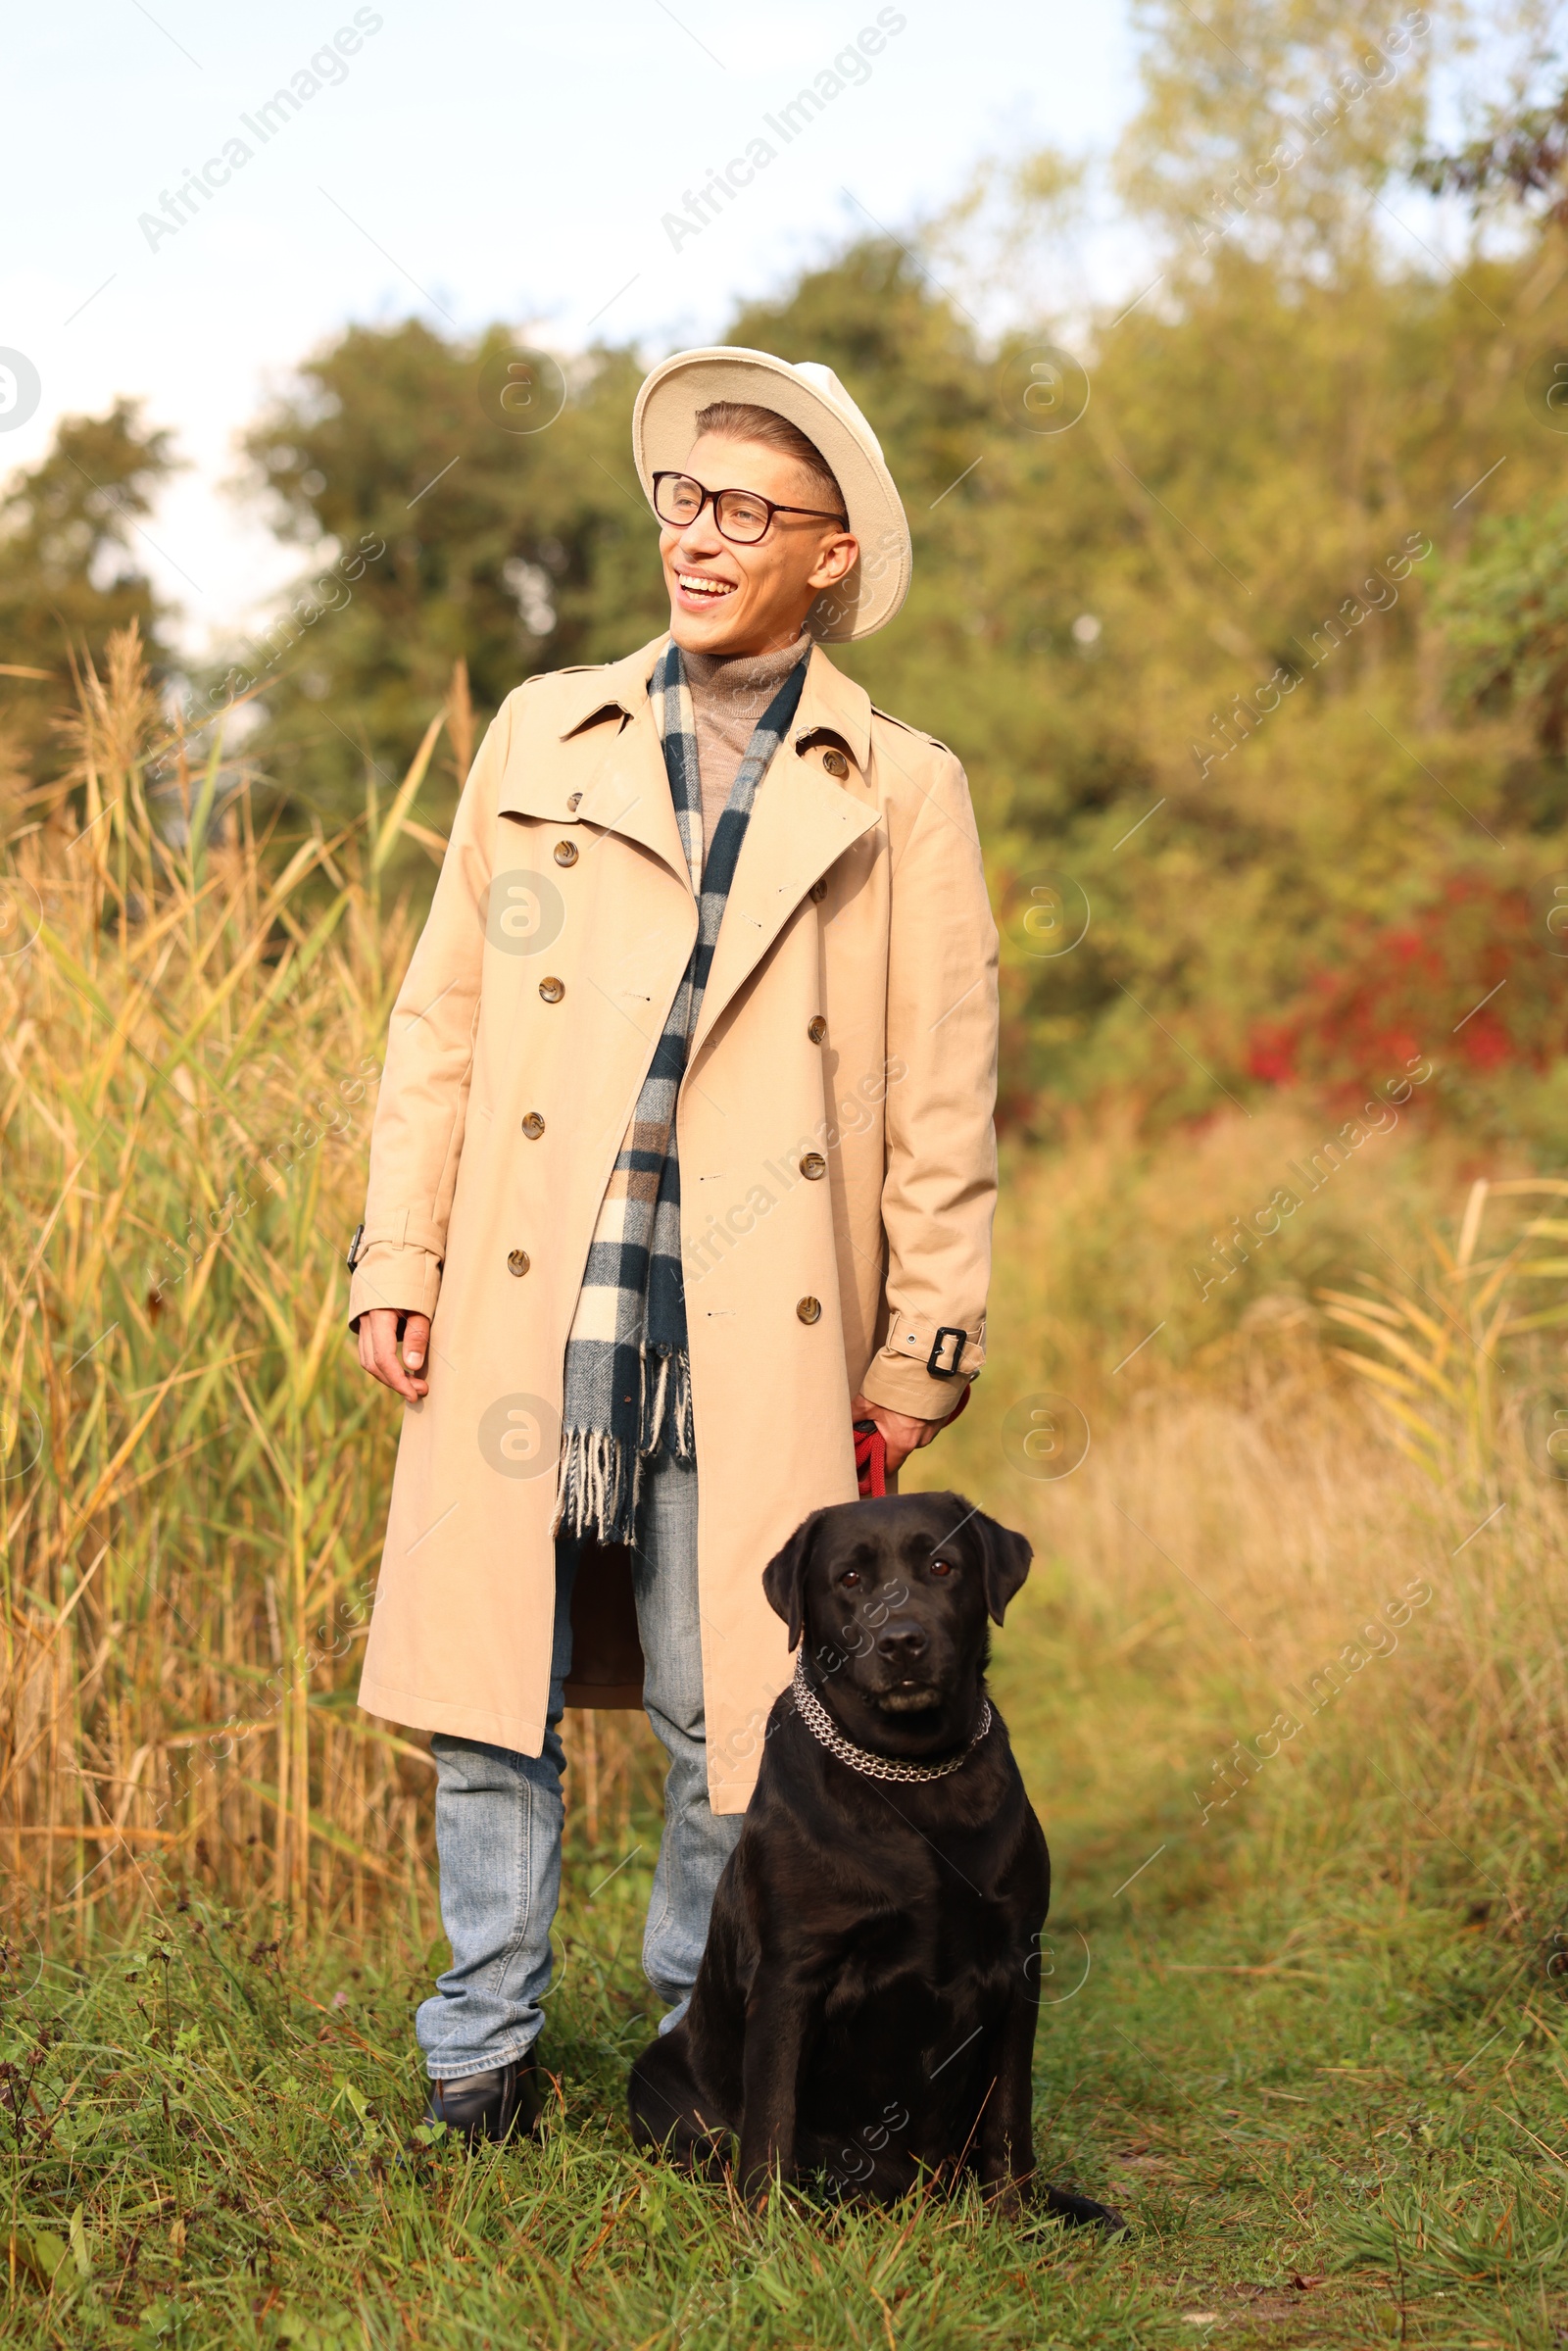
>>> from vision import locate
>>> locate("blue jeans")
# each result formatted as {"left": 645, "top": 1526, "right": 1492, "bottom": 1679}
{"left": 416, "top": 1445, "right": 743, "bottom": 2081}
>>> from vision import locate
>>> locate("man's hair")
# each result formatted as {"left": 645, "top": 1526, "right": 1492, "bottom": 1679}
{"left": 693, "top": 400, "right": 845, "bottom": 515}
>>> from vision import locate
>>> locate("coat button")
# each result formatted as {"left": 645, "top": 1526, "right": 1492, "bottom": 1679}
{"left": 808, "top": 878, "right": 827, "bottom": 903}
{"left": 567, "top": 792, "right": 582, "bottom": 812}
{"left": 539, "top": 976, "right": 564, "bottom": 1003}
{"left": 821, "top": 748, "right": 850, "bottom": 778}
{"left": 800, "top": 1151, "right": 827, "bottom": 1180}
{"left": 508, "top": 1249, "right": 530, "bottom": 1277}
{"left": 808, "top": 1015, "right": 827, "bottom": 1043}
{"left": 554, "top": 839, "right": 579, "bottom": 867}
{"left": 796, "top": 1296, "right": 821, "bottom": 1324}
{"left": 521, "top": 1111, "right": 546, "bottom": 1139}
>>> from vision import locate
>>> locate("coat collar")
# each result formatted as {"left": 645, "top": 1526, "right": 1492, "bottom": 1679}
{"left": 556, "top": 633, "right": 873, "bottom": 772}
{"left": 539, "top": 634, "right": 877, "bottom": 912}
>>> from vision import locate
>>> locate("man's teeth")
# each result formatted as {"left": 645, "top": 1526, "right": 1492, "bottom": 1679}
{"left": 678, "top": 574, "right": 734, "bottom": 597}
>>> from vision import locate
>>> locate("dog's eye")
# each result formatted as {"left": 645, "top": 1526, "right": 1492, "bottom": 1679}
{"left": 840, "top": 1569, "right": 861, "bottom": 1589}
{"left": 929, "top": 1558, "right": 954, "bottom": 1577}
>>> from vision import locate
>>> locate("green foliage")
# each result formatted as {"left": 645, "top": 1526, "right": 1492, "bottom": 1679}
{"left": 1434, "top": 496, "right": 1568, "bottom": 752}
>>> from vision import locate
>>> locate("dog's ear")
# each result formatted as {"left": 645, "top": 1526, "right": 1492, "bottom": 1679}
{"left": 761, "top": 1510, "right": 823, "bottom": 1650}
{"left": 969, "top": 1507, "right": 1033, "bottom": 1626}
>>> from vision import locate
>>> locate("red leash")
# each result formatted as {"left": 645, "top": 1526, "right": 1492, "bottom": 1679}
{"left": 852, "top": 1419, "right": 888, "bottom": 1497}
{"left": 854, "top": 1381, "right": 969, "bottom": 1496}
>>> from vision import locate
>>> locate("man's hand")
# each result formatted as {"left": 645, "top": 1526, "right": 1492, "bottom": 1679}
{"left": 358, "top": 1308, "right": 431, "bottom": 1401}
{"left": 851, "top": 1393, "right": 948, "bottom": 1476}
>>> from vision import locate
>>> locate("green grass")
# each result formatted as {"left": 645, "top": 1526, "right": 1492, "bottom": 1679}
{"left": 5, "top": 1650, "right": 1566, "bottom": 2349}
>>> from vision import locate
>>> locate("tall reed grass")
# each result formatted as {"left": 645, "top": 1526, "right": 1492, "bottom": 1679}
{"left": 1, "top": 630, "right": 464, "bottom": 1937}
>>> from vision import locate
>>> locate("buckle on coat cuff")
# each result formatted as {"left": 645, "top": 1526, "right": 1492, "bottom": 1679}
{"left": 927, "top": 1326, "right": 967, "bottom": 1379}
{"left": 346, "top": 1222, "right": 365, "bottom": 1273}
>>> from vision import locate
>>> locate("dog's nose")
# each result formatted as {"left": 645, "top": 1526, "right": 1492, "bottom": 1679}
{"left": 875, "top": 1618, "right": 929, "bottom": 1663}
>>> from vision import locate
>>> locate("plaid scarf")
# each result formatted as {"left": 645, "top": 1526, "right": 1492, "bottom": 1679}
{"left": 553, "top": 638, "right": 808, "bottom": 1543}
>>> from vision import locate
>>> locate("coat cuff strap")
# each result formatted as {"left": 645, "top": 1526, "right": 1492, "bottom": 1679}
{"left": 877, "top": 1313, "right": 985, "bottom": 1377}
{"left": 859, "top": 1313, "right": 984, "bottom": 1421}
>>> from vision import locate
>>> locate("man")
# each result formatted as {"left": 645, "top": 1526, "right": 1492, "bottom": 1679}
{"left": 349, "top": 346, "right": 998, "bottom": 2142}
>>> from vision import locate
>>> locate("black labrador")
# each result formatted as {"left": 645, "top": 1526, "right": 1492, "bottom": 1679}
{"left": 628, "top": 1492, "right": 1122, "bottom": 2226}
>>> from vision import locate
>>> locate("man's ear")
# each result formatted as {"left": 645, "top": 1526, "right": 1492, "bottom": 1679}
{"left": 761, "top": 1510, "right": 823, "bottom": 1650}
{"left": 970, "top": 1508, "right": 1033, "bottom": 1627}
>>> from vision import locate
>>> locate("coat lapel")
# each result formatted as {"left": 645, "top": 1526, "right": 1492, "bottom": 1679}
{"left": 499, "top": 637, "right": 691, "bottom": 887}
{"left": 689, "top": 648, "right": 880, "bottom": 1059}
{"left": 570, "top": 695, "right": 689, "bottom": 885}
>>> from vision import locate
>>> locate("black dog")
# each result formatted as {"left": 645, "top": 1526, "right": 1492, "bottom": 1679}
{"left": 629, "top": 1493, "right": 1122, "bottom": 2227}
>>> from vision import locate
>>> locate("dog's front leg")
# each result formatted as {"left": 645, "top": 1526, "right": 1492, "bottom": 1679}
{"left": 976, "top": 1982, "right": 1039, "bottom": 2211}
{"left": 737, "top": 1966, "right": 814, "bottom": 2205}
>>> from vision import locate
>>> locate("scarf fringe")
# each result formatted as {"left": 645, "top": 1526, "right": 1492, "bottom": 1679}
{"left": 553, "top": 1426, "right": 639, "bottom": 1544}
{"left": 553, "top": 1345, "right": 695, "bottom": 1543}
{"left": 638, "top": 1345, "right": 694, "bottom": 1462}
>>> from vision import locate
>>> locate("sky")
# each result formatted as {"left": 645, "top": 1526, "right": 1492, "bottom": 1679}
{"left": 1, "top": 0, "right": 1143, "bottom": 660}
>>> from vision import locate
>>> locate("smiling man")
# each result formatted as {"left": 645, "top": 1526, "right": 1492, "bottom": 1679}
{"left": 347, "top": 347, "right": 999, "bottom": 2144}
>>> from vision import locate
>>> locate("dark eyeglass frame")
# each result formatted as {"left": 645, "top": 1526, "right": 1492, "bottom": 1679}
{"left": 652, "top": 469, "right": 849, "bottom": 544}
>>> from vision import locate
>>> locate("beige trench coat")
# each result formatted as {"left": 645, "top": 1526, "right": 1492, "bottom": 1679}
{"left": 349, "top": 634, "right": 998, "bottom": 1810}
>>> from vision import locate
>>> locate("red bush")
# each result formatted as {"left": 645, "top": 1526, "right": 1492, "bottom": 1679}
{"left": 1246, "top": 880, "right": 1557, "bottom": 1098}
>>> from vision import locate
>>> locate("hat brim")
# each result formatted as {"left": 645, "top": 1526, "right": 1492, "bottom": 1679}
{"left": 631, "top": 347, "right": 911, "bottom": 643}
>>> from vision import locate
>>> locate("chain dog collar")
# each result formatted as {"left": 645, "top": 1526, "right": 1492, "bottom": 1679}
{"left": 790, "top": 1654, "right": 992, "bottom": 1785}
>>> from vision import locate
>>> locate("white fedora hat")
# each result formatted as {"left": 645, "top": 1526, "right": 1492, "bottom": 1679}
{"left": 631, "top": 345, "right": 912, "bottom": 643}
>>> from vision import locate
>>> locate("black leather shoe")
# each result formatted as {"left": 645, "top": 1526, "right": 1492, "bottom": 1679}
{"left": 424, "top": 2048, "right": 542, "bottom": 2145}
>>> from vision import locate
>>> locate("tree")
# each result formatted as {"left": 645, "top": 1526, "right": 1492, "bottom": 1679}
{"left": 1113, "top": 0, "right": 1446, "bottom": 280}
{"left": 0, "top": 401, "right": 177, "bottom": 767}
{"left": 228, "top": 322, "right": 662, "bottom": 825}
{"left": 1414, "top": 74, "right": 1568, "bottom": 224}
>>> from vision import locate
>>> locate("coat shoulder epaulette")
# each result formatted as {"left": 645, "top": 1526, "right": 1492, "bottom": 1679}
{"left": 869, "top": 705, "right": 956, "bottom": 760}
{"left": 504, "top": 664, "right": 629, "bottom": 731}
{"left": 511, "top": 662, "right": 611, "bottom": 696}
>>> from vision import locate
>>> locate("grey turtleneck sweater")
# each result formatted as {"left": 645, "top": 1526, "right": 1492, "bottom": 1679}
{"left": 681, "top": 629, "right": 813, "bottom": 872}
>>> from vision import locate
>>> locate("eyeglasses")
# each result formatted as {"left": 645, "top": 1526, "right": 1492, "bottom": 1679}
{"left": 652, "top": 470, "right": 848, "bottom": 546}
